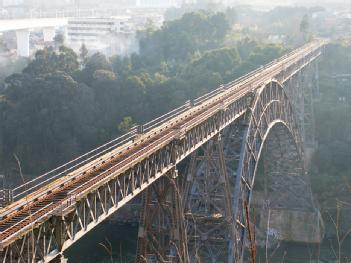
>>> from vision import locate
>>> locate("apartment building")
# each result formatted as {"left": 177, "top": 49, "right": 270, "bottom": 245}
{"left": 67, "top": 16, "right": 134, "bottom": 55}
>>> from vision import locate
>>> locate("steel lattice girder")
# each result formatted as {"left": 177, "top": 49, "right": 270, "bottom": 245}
{"left": 136, "top": 169, "right": 187, "bottom": 263}
{"left": 183, "top": 134, "right": 239, "bottom": 263}
{"left": 0, "top": 91, "right": 251, "bottom": 263}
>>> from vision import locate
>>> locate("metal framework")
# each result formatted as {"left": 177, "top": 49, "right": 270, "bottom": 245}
{"left": 136, "top": 169, "right": 188, "bottom": 263}
{"left": 0, "top": 40, "right": 327, "bottom": 263}
{"left": 183, "top": 134, "right": 237, "bottom": 262}
{"left": 230, "top": 80, "right": 313, "bottom": 261}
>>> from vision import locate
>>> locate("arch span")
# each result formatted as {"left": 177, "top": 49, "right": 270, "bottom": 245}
{"left": 183, "top": 80, "right": 320, "bottom": 263}
{"left": 230, "top": 80, "right": 321, "bottom": 261}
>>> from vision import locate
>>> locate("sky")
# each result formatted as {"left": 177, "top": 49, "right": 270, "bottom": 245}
{"left": 2, "top": 0, "right": 350, "bottom": 9}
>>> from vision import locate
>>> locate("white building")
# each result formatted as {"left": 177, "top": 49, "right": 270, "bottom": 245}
{"left": 67, "top": 16, "right": 137, "bottom": 56}
{"left": 136, "top": 0, "right": 178, "bottom": 8}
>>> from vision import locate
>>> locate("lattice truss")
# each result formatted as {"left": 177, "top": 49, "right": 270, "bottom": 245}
{"left": 136, "top": 169, "right": 187, "bottom": 263}
{"left": 182, "top": 123, "right": 244, "bottom": 263}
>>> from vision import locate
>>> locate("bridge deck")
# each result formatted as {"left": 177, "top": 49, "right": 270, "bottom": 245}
{"left": 0, "top": 40, "right": 326, "bottom": 250}
{"left": 0, "top": 18, "right": 68, "bottom": 32}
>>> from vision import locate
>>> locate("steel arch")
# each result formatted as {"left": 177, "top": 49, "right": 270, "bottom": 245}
{"left": 229, "top": 79, "right": 306, "bottom": 262}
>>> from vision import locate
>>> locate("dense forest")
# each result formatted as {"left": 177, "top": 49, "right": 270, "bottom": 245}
{"left": 0, "top": 11, "right": 288, "bottom": 180}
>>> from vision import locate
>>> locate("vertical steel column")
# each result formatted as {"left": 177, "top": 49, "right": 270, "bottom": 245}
{"left": 183, "top": 132, "right": 240, "bottom": 263}
{"left": 136, "top": 169, "right": 187, "bottom": 263}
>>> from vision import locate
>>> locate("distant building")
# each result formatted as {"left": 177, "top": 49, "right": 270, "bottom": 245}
{"left": 136, "top": 0, "right": 178, "bottom": 8}
{"left": 67, "top": 16, "right": 137, "bottom": 56}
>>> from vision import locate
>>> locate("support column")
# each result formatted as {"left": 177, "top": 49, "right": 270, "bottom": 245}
{"left": 16, "top": 29, "right": 30, "bottom": 57}
{"left": 43, "top": 27, "right": 56, "bottom": 42}
{"left": 183, "top": 128, "right": 243, "bottom": 263}
{"left": 136, "top": 169, "right": 187, "bottom": 263}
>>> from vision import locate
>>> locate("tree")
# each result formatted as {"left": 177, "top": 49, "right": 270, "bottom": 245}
{"left": 54, "top": 33, "right": 65, "bottom": 49}
{"left": 93, "top": 70, "right": 117, "bottom": 82}
{"left": 23, "top": 48, "right": 56, "bottom": 76}
{"left": 248, "top": 44, "right": 286, "bottom": 67}
{"left": 139, "top": 11, "right": 231, "bottom": 65}
{"left": 80, "top": 52, "right": 112, "bottom": 83}
{"left": 23, "top": 47, "right": 79, "bottom": 77}
{"left": 56, "top": 46, "right": 79, "bottom": 76}
{"left": 1, "top": 71, "right": 83, "bottom": 172}
{"left": 79, "top": 43, "right": 89, "bottom": 67}
{"left": 183, "top": 47, "right": 241, "bottom": 83}
{"left": 300, "top": 14, "right": 310, "bottom": 35}
{"left": 118, "top": 117, "right": 135, "bottom": 133}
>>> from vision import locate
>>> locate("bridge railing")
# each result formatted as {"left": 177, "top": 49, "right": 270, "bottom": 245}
{"left": 7, "top": 101, "right": 195, "bottom": 206}
{"left": 0, "top": 189, "right": 13, "bottom": 208}
{"left": 5, "top": 40, "right": 326, "bottom": 209}
{"left": 11, "top": 129, "right": 139, "bottom": 201}
{"left": 143, "top": 102, "right": 192, "bottom": 132}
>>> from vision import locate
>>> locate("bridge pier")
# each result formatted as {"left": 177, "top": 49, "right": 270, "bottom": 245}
{"left": 16, "top": 29, "right": 30, "bottom": 57}
{"left": 251, "top": 120, "right": 324, "bottom": 246}
{"left": 256, "top": 208, "right": 324, "bottom": 244}
{"left": 15, "top": 27, "right": 58, "bottom": 58}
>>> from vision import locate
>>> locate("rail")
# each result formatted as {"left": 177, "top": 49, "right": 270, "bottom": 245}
{"left": 143, "top": 102, "right": 192, "bottom": 132}
{"left": 11, "top": 129, "right": 139, "bottom": 201}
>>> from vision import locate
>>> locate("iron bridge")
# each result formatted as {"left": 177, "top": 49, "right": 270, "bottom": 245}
{"left": 0, "top": 40, "right": 327, "bottom": 263}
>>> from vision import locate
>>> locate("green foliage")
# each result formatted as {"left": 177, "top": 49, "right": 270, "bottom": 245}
{"left": 164, "top": 1, "right": 225, "bottom": 21}
{"left": 80, "top": 52, "right": 112, "bottom": 83}
{"left": 300, "top": 14, "right": 310, "bottom": 34}
{"left": 93, "top": 70, "right": 117, "bottom": 82}
{"left": 23, "top": 46, "right": 79, "bottom": 76}
{"left": 118, "top": 117, "right": 135, "bottom": 133}
{"left": 183, "top": 47, "right": 241, "bottom": 84}
{"left": 54, "top": 33, "right": 65, "bottom": 49}
{"left": 248, "top": 43, "right": 287, "bottom": 66}
{"left": 1, "top": 71, "right": 85, "bottom": 172}
{"left": 139, "top": 11, "right": 230, "bottom": 66}
{"left": 79, "top": 43, "right": 89, "bottom": 67}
